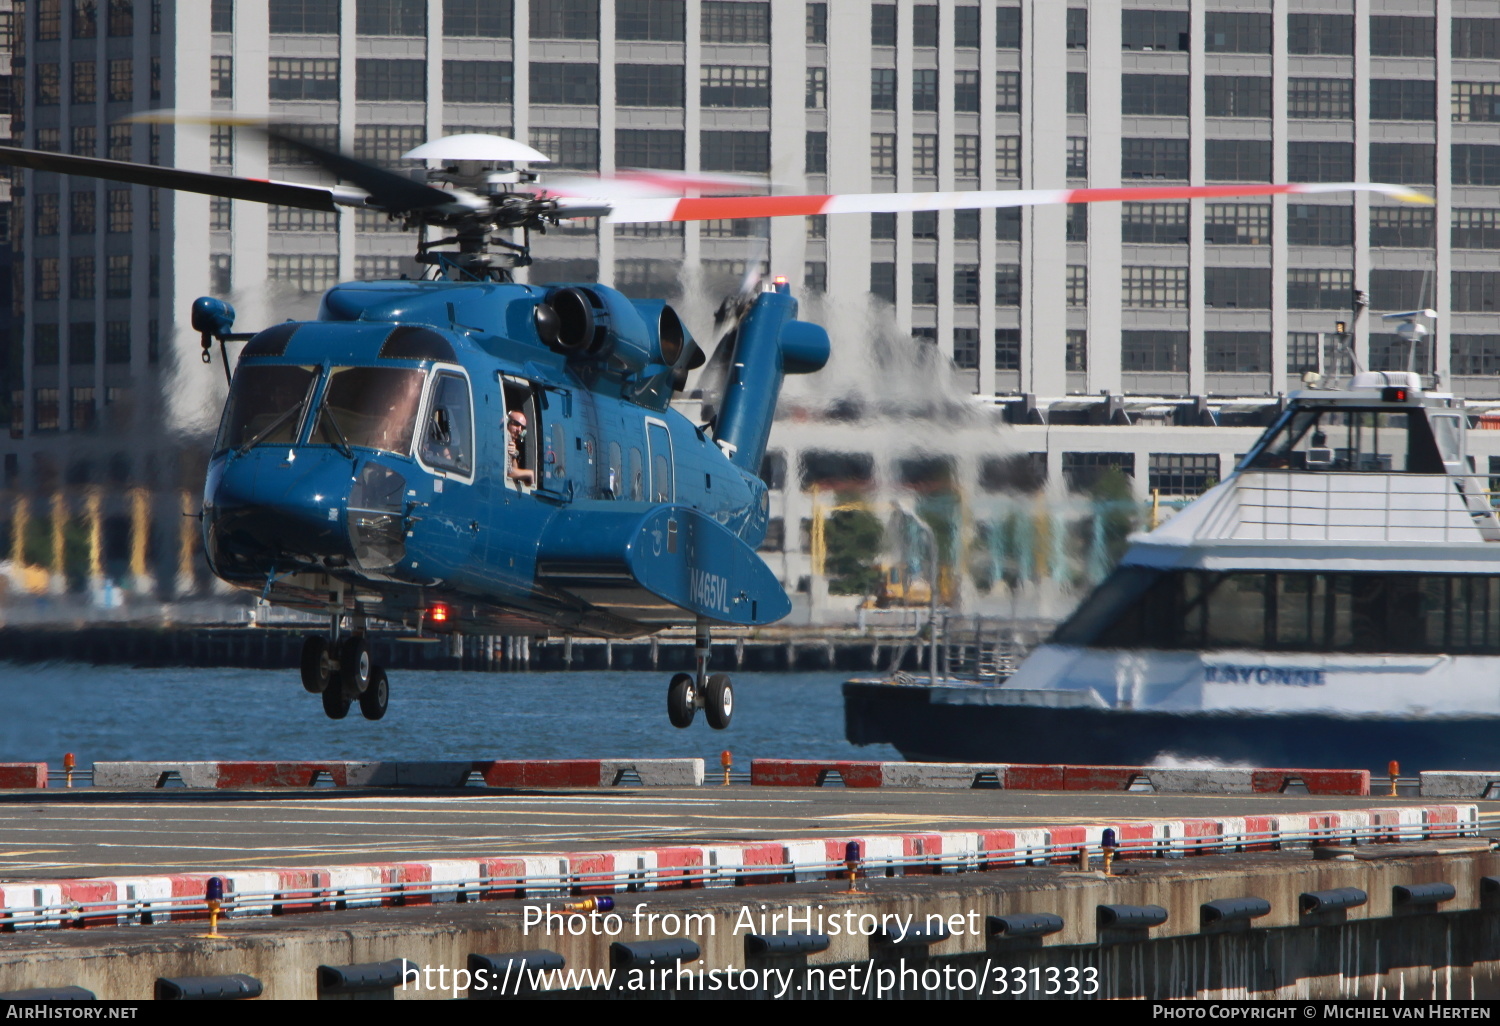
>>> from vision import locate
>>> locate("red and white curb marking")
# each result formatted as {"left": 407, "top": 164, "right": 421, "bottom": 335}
{"left": 0, "top": 804, "right": 1480, "bottom": 930}
{"left": 87, "top": 759, "right": 704, "bottom": 789}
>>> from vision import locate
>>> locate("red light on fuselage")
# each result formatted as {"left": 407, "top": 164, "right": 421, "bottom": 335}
{"left": 429, "top": 605, "right": 449, "bottom": 623}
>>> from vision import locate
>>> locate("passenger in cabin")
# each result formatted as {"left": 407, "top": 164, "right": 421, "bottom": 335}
{"left": 507, "top": 411, "right": 536, "bottom": 488}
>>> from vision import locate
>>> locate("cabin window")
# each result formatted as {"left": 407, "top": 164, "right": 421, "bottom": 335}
{"left": 1241, "top": 407, "right": 1445, "bottom": 474}
{"left": 418, "top": 371, "right": 474, "bottom": 476}
{"left": 310, "top": 366, "right": 425, "bottom": 457}
{"left": 629, "top": 446, "right": 644, "bottom": 500}
{"left": 215, "top": 364, "right": 317, "bottom": 453}
{"left": 1057, "top": 568, "right": 1500, "bottom": 656}
{"left": 550, "top": 423, "right": 566, "bottom": 481}
{"left": 606, "top": 440, "right": 623, "bottom": 497}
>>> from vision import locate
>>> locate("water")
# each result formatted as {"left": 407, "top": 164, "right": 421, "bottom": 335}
{"left": 0, "top": 663, "right": 899, "bottom": 764}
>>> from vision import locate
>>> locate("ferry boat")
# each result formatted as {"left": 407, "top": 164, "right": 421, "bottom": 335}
{"left": 844, "top": 369, "right": 1500, "bottom": 771}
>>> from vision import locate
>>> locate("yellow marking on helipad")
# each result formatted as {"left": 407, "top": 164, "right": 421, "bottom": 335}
{"left": 0, "top": 850, "right": 64, "bottom": 857}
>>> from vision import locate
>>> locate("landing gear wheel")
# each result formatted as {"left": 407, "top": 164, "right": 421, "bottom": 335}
{"left": 705, "top": 674, "right": 733, "bottom": 730}
{"left": 339, "top": 634, "right": 371, "bottom": 696}
{"left": 321, "top": 684, "right": 351, "bottom": 720}
{"left": 667, "top": 673, "right": 696, "bottom": 728}
{"left": 300, "top": 636, "right": 332, "bottom": 694}
{"left": 359, "top": 667, "right": 389, "bottom": 721}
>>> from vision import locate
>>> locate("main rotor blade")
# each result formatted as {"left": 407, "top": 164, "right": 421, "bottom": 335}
{"left": 596, "top": 181, "right": 1434, "bottom": 224}
{"left": 0, "top": 145, "right": 366, "bottom": 211}
{"left": 263, "top": 127, "right": 458, "bottom": 212}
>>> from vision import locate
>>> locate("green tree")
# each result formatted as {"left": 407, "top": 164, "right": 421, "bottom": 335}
{"left": 824, "top": 507, "right": 883, "bottom": 596}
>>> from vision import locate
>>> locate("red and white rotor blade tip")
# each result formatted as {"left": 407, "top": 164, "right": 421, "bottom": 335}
{"left": 583, "top": 181, "right": 1433, "bottom": 224}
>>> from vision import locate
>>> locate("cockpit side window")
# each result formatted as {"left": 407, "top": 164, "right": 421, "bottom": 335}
{"left": 420, "top": 371, "right": 473, "bottom": 476}
{"left": 1243, "top": 408, "right": 1425, "bottom": 473}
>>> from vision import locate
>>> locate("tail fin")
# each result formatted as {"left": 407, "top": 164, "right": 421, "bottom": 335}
{"left": 710, "top": 288, "right": 829, "bottom": 475}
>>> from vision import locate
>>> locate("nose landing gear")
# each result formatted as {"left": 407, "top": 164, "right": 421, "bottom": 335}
{"left": 666, "top": 622, "right": 733, "bottom": 730}
{"left": 300, "top": 627, "right": 389, "bottom": 721}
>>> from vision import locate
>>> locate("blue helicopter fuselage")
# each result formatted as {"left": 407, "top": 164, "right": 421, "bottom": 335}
{"left": 201, "top": 278, "right": 827, "bottom": 638}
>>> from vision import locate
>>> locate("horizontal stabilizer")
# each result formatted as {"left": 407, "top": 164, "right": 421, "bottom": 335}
{"left": 537, "top": 503, "right": 789, "bottom": 627}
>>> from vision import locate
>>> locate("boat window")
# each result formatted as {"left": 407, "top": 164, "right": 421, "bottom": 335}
{"left": 418, "top": 371, "right": 474, "bottom": 475}
{"left": 215, "top": 364, "right": 317, "bottom": 454}
{"left": 310, "top": 366, "right": 426, "bottom": 457}
{"left": 1057, "top": 568, "right": 1500, "bottom": 655}
{"left": 1243, "top": 408, "right": 1429, "bottom": 473}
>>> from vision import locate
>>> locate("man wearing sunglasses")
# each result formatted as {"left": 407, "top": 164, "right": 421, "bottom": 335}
{"left": 506, "top": 411, "right": 536, "bottom": 488}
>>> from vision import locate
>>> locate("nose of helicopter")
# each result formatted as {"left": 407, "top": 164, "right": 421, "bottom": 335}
{"left": 205, "top": 449, "right": 358, "bottom": 574}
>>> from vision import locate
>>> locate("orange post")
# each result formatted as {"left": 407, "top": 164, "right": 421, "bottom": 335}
{"left": 1388, "top": 760, "right": 1400, "bottom": 798}
{"left": 720, "top": 750, "right": 732, "bottom": 786}
{"left": 62, "top": 752, "right": 75, "bottom": 789}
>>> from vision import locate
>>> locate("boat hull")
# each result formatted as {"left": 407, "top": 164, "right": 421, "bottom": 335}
{"left": 843, "top": 679, "right": 1500, "bottom": 771}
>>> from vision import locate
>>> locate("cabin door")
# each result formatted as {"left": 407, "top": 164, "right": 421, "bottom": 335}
{"left": 646, "top": 419, "right": 673, "bottom": 503}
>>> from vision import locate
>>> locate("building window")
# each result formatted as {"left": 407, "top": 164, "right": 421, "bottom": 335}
{"left": 805, "top": 67, "right": 826, "bottom": 109}
{"left": 1204, "top": 268, "right": 1270, "bottom": 309}
{"left": 34, "top": 390, "right": 60, "bottom": 433}
{"left": 805, "top": 131, "right": 827, "bottom": 175}
{"left": 1067, "top": 8, "right": 1087, "bottom": 49}
{"left": 1288, "top": 79, "right": 1353, "bottom": 120}
{"left": 1150, "top": 454, "right": 1219, "bottom": 497}
{"left": 71, "top": 191, "right": 96, "bottom": 234}
{"left": 1288, "top": 332, "right": 1341, "bottom": 375}
{"left": 1453, "top": 273, "right": 1500, "bottom": 312}
{"left": 1066, "top": 204, "right": 1087, "bottom": 242}
{"left": 530, "top": 128, "right": 598, "bottom": 170}
{"left": 35, "top": 130, "right": 62, "bottom": 153}
{"left": 269, "top": 205, "right": 336, "bottom": 231}
{"left": 1206, "top": 76, "right": 1270, "bottom": 119}
{"left": 1454, "top": 209, "right": 1500, "bottom": 250}
{"left": 1455, "top": 82, "right": 1500, "bottom": 124}
{"left": 1455, "top": 145, "right": 1500, "bottom": 186}
{"left": 1371, "top": 80, "right": 1434, "bottom": 122}
{"left": 871, "top": 133, "right": 896, "bottom": 176}
{"left": 804, "top": 261, "right": 826, "bottom": 293}
{"left": 1063, "top": 453, "right": 1135, "bottom": 491}
{"left": 995, "top": 328, "right": 1021, "bottom": 371}
{"left": 211, "top": 56, "right": 233, "bottom": 98}
{"left": 273, "top": 124, "right": 339, "bottom": 164}
{"left": 70, "top": 256, "right": 96, "bottom": 299}
{"left": 1123, "top": 202, "right": 1188, "bottom": 244}
{"left": 151, "top": 56, "right": 161, "bottom": 100}
{"left": 270, "top": 0, "right": 341, "bottom": 34}
{"left": 72, "top": 61, "right": 97, "bottom": 104}
{"left": 1288, "top": 14, "right": 1352, "bottom": 55}
{"left": 210, "top": 196, "right": 231, "bottom": 231}
{"left": 938, "top": 134, "right": 976, "bottom": 180}
{"left": 38, "top": 0, "right": 62, "bottom": 39}
{"left": 74, "top": 0, "right": 98, "bottom": 37}
{"left": 1066, "top": 266, "right": 1087, "bottom": 307}
{"left": 210, "top": 0, "right": 232, "bottom": 32}
{"left": 911, "top": 264, "right": 937, "bottom": 305}
{"left": 212, "top": 126, "right": 234, "bottom": 166}
{"left": 91, "top": 265, "right": 128, "bottom": 308}
{"left": 1206, "top": 140, "right": 1270, "bottom": 182}
{"left": 35, "top": 195, "right": 60, "bottom": 237}
{"left": 1066, "top": 138, "right": 1087, "bottom": 179}
{"left": 444, "top": 0, "right": 510, "bottom": 36}
{"left": 69, "top": 323, "right": 96, "bottom": 366}
{"left": 618, "top": 65, "right": 683, "bottom": 108}
{"left": 701, "top": 131, "right": 768, "bottom": 173}
{"left": 1288, "top": 142, "right": 1353, "bottom": 183}
{"left": 996, "top": 266, "right": 1022, "bottom": 306}
{"left": 37, "top": 258, "right": 62, "bottom": 301}
{"left": 1122, "top": 74, "right": 1188, "bottom": 116}
{"left": 996, "top": 137, "right": 1021, "bottom": 179}
{"left": 952, "top": 265, "right": 979, "bottom": 306}
{"left": 108, "top": 59, "right": 132, "bottom": 102}
{"left": 1122, "top": 9, "right": 1188, "bottom": 51}
{"left": 701, "top": 0, "right": 767, "bottom": 43}
{"left": 1123, "top": 266, "right": 1187, "bottom": 308}
{"left": 1121, "top": 331, "right": 1187, "bottom": 373}
{"left": 912, "top": 135, "right": 937, "bottom": 177}
{"left": 995, "top": 71, "right": 1021, "bottom": 114}
{"left": 995, "top": 206, "right": 1021, "bottom": 242}
{"left": 357, "top": 0, "right": 426, "bottom": 36}
{"left": 36, "top": 64, "right": 61, "bottom": 106}
{"left": 871, "top": 4, "right": 895, "bottom": 47}
{"left": 912, "top": 68, "right": 938, "bottom": 112}
{"left": 1371, "top": 207, "right": 1435, "bottom": 248}
{"left": 271, "top": 58, "right": 341, "bottom": 101}
{"left": 1371, "top": 143, "right": 1434, "bottom": 185}
{"left": 269, "top": 254, "right": 336, "bottom": 294}
{"left": 357, "top": 58, "right": 426, "bottom": 101}
{"left": 954, "top": 209, "right": 979, "bottom": 240}
{"left": 871, "top": 68, "right": 896, "bottom": 110}
{"left": 1066, "top": 72, "right": 1087, "bottom": 115}
{"left": 870, "top": 263, "right": 895, "bottom": 303}
{"left": 1205, "top": 12, "right": 1270, "bottom": 54}
{"left": 1370, "top": 333, "right": 1432, "bottom": 374}
{"left": 1287, "top": 269, "right": 1354, "bottom": 310}
{"left": 1122, "top": 139, "right": 1188, "bottom": 180}
{"left": 107, "top": 190, "right": 131, "bottom": 233}
{"left": 996, "top": 6, "right": 1020, "bottom": 48}
{"left": 952, "top": 328, "right": 979, "bottom": 370}
{"left": 617, "top": 129, "right": 682, "bottom": 170}
{"left": 954, "top": 5, "right": 978, "bottom": 48}
{"left": 1371, "top": 16, "right": 1435, "bottom": 58}
{"left": 1452, "top": 335, "right": 1500, "bottom": 375}
{"left": 911, "top": 4, "right": 937, "bottom": 47}
{"left": 1454, "top": 19, "right": 1500, "bottom": 60}
{"left": 1066, "top": 329, "right": 1087, "bottom": 372}
{"left": 949, "top": 69, "right": 980, "bottom": 113}
{"left": 1288, "top": 205, "right": 1353, "bottom": 247}
{"left": 106, "top": 122, "right": 130, "bottom": 159}
{"left": 1369, "top": 270, "right": 1429, "bottom": 311}
{"left": 35, "top": 326, "right": 60, "bottom": 365}
{"left": 911, "top": 211, "right": 938, "bottom": 239}
{"left": 806, "top": 2, "right": 826, "bottom": 43}
{"left": 700, "top": 66, "right": 768, "bottom": 108}
{"left": 72, "top": 126, "right": 97, "bottom": 157}
{"left": 105, "top": 321, "right": 130, "bottom": 364}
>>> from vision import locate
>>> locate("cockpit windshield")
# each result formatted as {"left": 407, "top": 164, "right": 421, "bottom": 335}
{"left": 1240, "top": 406, "right": 1444, "bottom": 474}
{"left": 215, "top": 365, "right": 317, "bottom": 454}
{"left": 310, "top": 366, "right": 426, "bottom": 456}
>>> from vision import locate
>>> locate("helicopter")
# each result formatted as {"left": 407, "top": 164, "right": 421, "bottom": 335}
{"left": 0, "top": 118, "right": 1434, "bottom": 728}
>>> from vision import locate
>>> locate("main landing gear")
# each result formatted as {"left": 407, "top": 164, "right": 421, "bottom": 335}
{"left": 667, "top": 623, "right": 733, "bottom": 730}
{"left": 300, "top": 631, "right": 389, "bottom": 721}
